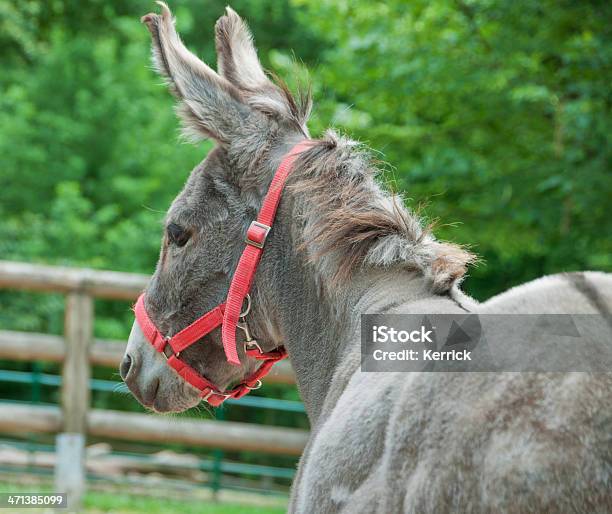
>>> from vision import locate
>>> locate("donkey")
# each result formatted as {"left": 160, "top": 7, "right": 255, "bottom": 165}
{"left": 121, "top": 4, "right": 612, "bottom": 512}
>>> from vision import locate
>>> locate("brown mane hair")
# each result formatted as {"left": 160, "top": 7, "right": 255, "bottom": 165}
{"left": 290, "top": 130, "right": 476, "bottom": 292}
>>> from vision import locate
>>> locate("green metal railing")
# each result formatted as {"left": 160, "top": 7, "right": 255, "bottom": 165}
{"left": 0, "top": 367, "right": 303, "bottom": 493}
{"left": 0, "top": 369, "right": 305, "bottom": 412}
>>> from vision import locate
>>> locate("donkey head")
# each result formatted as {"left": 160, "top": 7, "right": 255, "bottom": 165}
{"left": 121, "top": 2, "right": 310, "bottom": 412}
{"left": 122, "top": 2, "right": 475, "bottom": 413}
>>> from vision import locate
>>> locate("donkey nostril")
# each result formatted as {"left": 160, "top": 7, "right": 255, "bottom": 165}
{"left": 120, "top": 354, "right": 134, "bottom": 381}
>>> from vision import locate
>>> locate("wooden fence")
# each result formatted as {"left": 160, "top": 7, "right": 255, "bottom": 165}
{"left": 0, "top": 260, "right": 306, "bottom": 510}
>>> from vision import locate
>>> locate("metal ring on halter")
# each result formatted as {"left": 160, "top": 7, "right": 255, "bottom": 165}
{"left": 245, "top": 380, "right": 262, "bottom": 391}
{"left": 240, "top": 293, "right": 252, "bottom": 318}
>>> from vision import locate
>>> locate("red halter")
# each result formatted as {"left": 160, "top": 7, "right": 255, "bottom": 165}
{"left": 134, "top": 140, "right": 312, "bottom": 406}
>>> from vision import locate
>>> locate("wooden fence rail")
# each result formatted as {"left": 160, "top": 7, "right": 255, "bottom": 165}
{"left": 0, "top": 260, "right": 149, "bottom": 299}
{"left": 0, "top": 260, "right": 301, "bottom": 511}
{"left": 0, "top": 330, "right": 295, "bottom": 383}
{"left": 0, "top": 404, "right": 307, "bottom": 456}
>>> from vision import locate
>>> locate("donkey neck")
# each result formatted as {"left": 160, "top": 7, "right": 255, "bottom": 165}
{"left": 247, "top": 145, "right": 472, "bottom": 422}
{"left": 255, "top": 230, "right": 451, "bottom": 423}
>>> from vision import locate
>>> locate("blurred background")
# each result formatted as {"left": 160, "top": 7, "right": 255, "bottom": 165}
{"left": 0, "top": 0, "right": 610, "bottom": 512}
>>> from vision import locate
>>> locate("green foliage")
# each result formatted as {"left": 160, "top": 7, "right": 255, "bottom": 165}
{"left": 296, "top": 0, "right": 611, "bottom": 297}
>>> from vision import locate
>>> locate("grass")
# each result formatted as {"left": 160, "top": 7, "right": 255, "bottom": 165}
{"left": 83, "top": 491, "right": 286, "bottom": 514}
{"left": 0, "top": 478, "right": 287, "bottom": 514}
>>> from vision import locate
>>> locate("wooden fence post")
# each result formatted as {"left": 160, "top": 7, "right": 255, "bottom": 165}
{"left": 55, "top": 292, "right": 93, "bottom": 512}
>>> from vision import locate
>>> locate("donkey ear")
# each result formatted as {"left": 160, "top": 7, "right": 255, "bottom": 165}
{"left": 141, "top": 2, "right": 250, "bottom": 144}
{"left": 214, "top": 7, "right": 268, "bottom": 92}
{"left": 215, "top": 7, "right": 311, "bottom": 130}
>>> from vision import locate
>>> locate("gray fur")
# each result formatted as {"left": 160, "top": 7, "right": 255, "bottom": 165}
{"left": 122, "top": 5, "right": 612, "bottom": 512}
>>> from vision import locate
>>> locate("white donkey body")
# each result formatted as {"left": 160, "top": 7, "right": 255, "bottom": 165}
{"left": 291, "top": 272, "right": 612, "bottom": 513}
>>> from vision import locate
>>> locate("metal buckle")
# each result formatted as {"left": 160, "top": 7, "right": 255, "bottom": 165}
{"left": 244, "top": 340, "right": 263, "bottom": 354}
{"left": 160, "top": 337, "right": 171, "bottom": 360}
{"left": 202, "top": 390, "right": 231, "bottom": 403}
{"left": 160, "top": 338, "right": 181, "bottom": 360}
{"left": 245, "top": 221, "right": 270, "bottom": 249}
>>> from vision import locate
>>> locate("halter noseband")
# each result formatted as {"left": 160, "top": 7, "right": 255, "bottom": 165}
{"left": 133, "top": 140, "right": 312, "bottom": 406}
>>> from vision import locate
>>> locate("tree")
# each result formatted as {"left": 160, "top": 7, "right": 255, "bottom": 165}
{"left": 295, "top": 0, "right": 612, "bottom": 298}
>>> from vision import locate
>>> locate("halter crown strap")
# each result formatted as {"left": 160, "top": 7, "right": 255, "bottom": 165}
{"left": 221, "top": 140, "right": 313, "bottom": 365}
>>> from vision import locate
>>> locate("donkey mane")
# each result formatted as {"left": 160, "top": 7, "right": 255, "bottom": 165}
{"left": 291, "top": 130, "right": 476, "bottom": 293}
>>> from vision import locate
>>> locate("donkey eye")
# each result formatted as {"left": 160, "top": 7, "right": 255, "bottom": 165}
{"left": 167, "top": 223, "right": 191, "bottom": 247}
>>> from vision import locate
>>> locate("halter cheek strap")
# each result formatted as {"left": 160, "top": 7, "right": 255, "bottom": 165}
{"left": 221, "top": 141, "right": 313, "bottom": 364}
{"left": 133, "top": 140, "right": 312, "bottom": 405}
